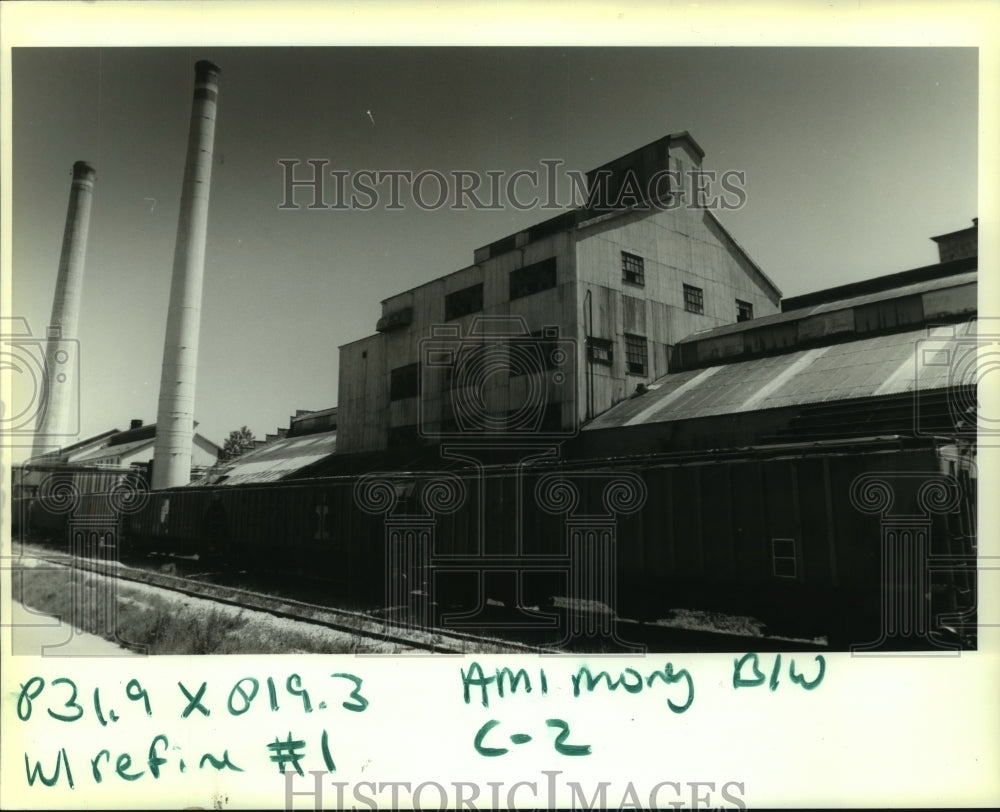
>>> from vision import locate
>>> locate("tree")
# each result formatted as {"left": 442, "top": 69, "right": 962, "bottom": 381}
{"left": 223, "top": 425, "right": 256, "bottom": 460}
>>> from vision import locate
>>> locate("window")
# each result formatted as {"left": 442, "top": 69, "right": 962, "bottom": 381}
{"left": 624, "top": 333, "right": 647, "bottom": 376}
{"left": 389, "top": 362, "right": 420, "bottom": 401}
{"left": 736, "top": 299, "right": 753, "bottom": 322}
{"left": 444, "top": 283, "right": 483, "bottom": 321}
{"left": 771, "top": 538, "right": 797, "bottom": 579}
{"left": 509, "top": 257, "right": 557, "bottom": 300}
{"left": 854, "top": 294, "right": 924, "bottom": 334}
{"left": 621, "top": 252, "right": 645, "bottom": 286}
{"left": 683, "top": 284, "right": 704, "bottom": 314}
{"left": 587, "top": 336, "right": 614, "bottom": 366}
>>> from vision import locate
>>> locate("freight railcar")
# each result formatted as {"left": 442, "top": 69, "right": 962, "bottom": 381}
{"left": 11, "top": 463, "right": 148, "bottom": 552}
{"left": 116, "top": 435, "right": 975, "bottom": 646}
{"left": 124, "top": 477, "right": 391, "bottom": 603}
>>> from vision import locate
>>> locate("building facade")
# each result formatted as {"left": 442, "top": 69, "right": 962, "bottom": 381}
{"left": 27, "top": 419, "right": 220, "bottom": 472}
{"left": 337, "top": 132, "right": 782, "bottom": 454}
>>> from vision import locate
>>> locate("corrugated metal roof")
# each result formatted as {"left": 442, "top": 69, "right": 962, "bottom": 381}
{"left": 584, "top": 320, "right": 978, "bottom": 430}
{"left": 72, "top": 437, "right": 154, "bottom": 461}
{"left": 199, "top": 430, "right": 338, "bottom": 486}
{"left": 54, "top": 429, "right": 120, "bottom": 457}
{"left": 678, "top": 271, "right": 977, "bottom": 344}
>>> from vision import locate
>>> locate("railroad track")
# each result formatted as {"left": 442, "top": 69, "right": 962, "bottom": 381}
{"left": 16, "top": 541, "right": 831, "bottom": 652}
{"left": 16, "top": 545, "right": 548, "bottom": 655}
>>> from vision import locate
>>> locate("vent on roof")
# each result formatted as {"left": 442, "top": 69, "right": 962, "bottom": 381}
{"left": 377, "top": 306, "right": 413, "bottom": 333}
{"left": 931, "top": 219, "right": 978, "bottom": 263}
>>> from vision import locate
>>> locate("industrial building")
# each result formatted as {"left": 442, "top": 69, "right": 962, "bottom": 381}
{"left": 14, "top": 84, "right": 978, "bottom": 647}
{"left": 578, "top": 222, "right": 978, "bottom": 457}
{"left": 13, "top": 420, "right": 220, "bottom": 534}
{"left": 114, "top": 217, "right": 978, "bottom": 649}
{"left": 292, "top": 217, "right": 977, "bottom": 485}
{"left": 27, "top": 420, "right": 220, "bottom": 472}
{"left": 337, "top": 132, "right": 782, "bottom": 455}
{"left": 195, "top": 407, "right": 337, "bottom": 486}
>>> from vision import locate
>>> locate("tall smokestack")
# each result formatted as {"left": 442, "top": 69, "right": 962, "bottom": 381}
{"left": 32, "top": 161, "right": 96, "bottom": 458}
{"left": 152, "top": 60, "right": 221, "bottom": 489}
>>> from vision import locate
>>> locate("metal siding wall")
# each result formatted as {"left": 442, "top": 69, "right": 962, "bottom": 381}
{"left": 338, "top": 334, "right": 388, "bottom": 453}
{"left": 700, "top": 465, "right": 735, "bottom": 579}
{"left": 761, "top": 460, "right": 796, "bottom": 580}
{"left": 574, "top": 204, "right": 780, "bottom": 420}
{"left": 670, "top": 469, "right": 702, "bottom": 575}
{"left": 622, "top": 294, "right": 646, "bottom": 335}
{"left": 618, "top": 487, "right": 644, "bottom": 576}
{"left": 729, "top": 462, "right": 768, "bottom": 581}
{"left": 641, "top": 468, "right": 674, "bottom": 579}
{"left": 797, "top": 458, "right": 832, "bottom": 584}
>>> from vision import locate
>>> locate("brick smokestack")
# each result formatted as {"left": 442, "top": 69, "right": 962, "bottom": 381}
{"left": 152, "top": 60, "right": 221, "bottom": 489}
{"left": 32, "top": 161, "right": 96, "bottom": 457}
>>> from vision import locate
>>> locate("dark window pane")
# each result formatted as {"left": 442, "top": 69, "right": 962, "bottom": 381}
{"left": 444, "top": 283, "right": 483, "bottom": 321}
{"left": 624, "top": 333, "right": 647, "bottom": 376}
{"left": 622, "top": 251, "right": 645, "bottom": 286}
{"left": 389, "top": 362, "right": 420, "bottom": 401}
{"left": 683, "top": 284, "right": 704, "bottom": 314}
{"left": 509, "top": 258, "right": 557, "bottom": 300}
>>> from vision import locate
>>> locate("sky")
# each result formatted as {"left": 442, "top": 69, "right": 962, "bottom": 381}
{"left": 7, "top": 46, "right": 979, "bottom": 456}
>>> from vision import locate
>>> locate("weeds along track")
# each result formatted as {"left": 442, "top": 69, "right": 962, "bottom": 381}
{"left": 15, "top": 545, "right": 546, "bottom": 655}
{"left": 15, "top": 542, "right": 831, "bottom": 653}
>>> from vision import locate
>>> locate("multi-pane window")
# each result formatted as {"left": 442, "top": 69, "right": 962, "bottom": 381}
{"left": 683, "top": 284, "right": 704, "bottom": 314}
{"left": 621, "top": 251, "right": 645, "bottom": 285}
{"left": 509, "top": 258, "right": 557, "bottom": 300}
{"left": 736, "top": 299, "right": 753, "bottom": 322}
{"left": 389, "top": 362, "right": 420, "bottom": 401}
{"left": 771, "top": 538, "right": 797, "bottom": 579}
{"left": 624, "top": 333, "right": 647, "bottom": 376}
{"left": 854, "top": 295, "right": 924, "bottom": 333}
{"left": 587, "top": 337, "right": 614, "bottom": 366}
{"left": 444, "top": 283, "right": 483, "bottom": 321}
